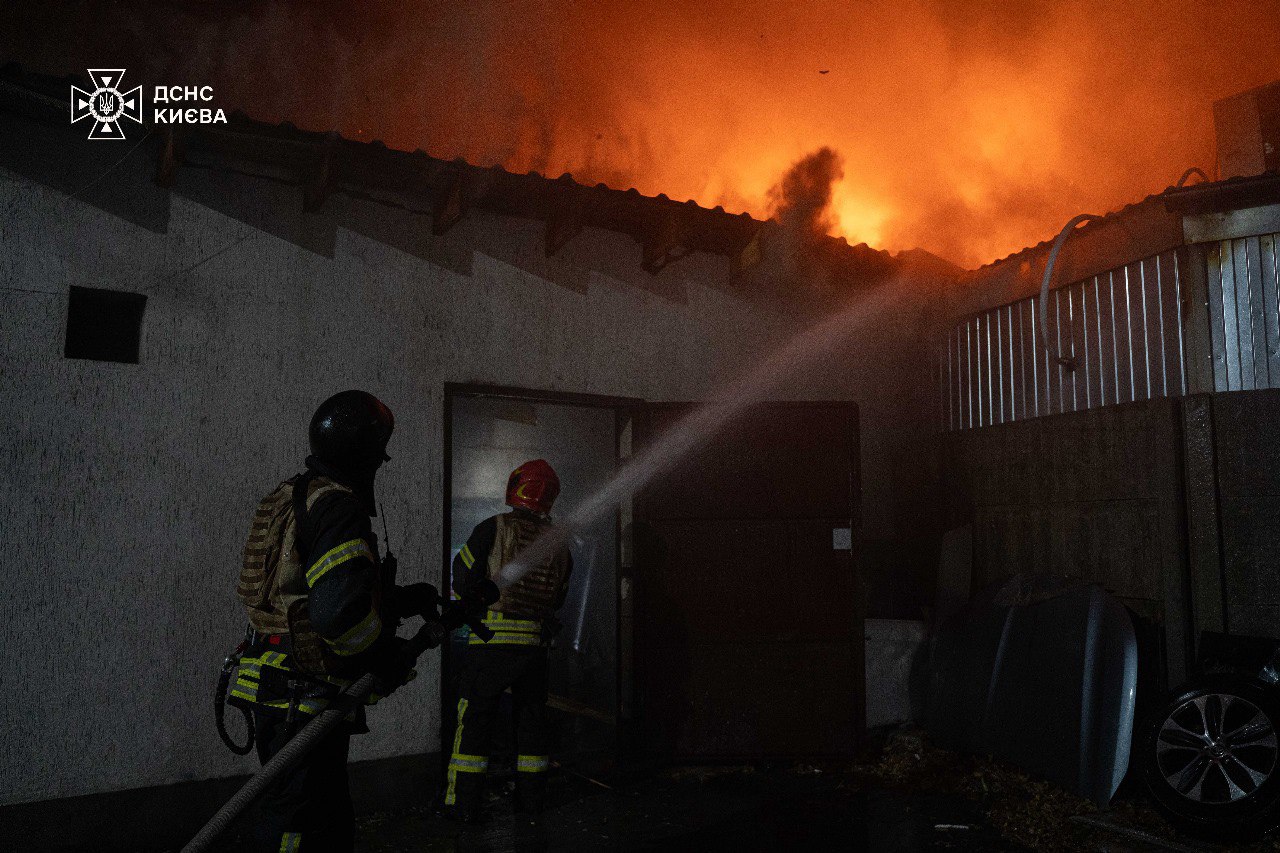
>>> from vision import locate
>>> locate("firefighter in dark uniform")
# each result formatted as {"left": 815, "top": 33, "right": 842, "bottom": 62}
{"left": 444, "top": 459, "right": 574, "bottom": 820}
{"left": 229, "top": 390, "right": 437, "bottom": 852}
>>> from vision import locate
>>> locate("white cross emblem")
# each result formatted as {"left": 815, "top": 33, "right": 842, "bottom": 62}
{"left": 71, "top": 69, "right": 143, "bottom": 140}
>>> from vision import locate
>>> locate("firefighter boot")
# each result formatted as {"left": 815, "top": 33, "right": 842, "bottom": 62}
{"left": 440, "top": 770, "right": 488, "bottom": 824}
{"left": 514, "top": 766, "right": 548, "bottom": 815}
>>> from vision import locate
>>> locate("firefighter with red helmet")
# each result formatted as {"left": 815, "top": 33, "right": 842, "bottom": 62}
{"left": 444, "top": 459, "right": 574, "bottom": 821}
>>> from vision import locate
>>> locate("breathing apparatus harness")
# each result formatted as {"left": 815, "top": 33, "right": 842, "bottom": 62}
{"left": 213, "top": 468, "right": 500, "bottom": 758}
{"left": 215, "top": 639, "right": 255, "bottom": 755}
{"left": 214, "top": 470, "right": 328, "bottom": 755}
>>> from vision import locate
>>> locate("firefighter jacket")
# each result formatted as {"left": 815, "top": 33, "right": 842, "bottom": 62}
{"left": 230, "top": 457, "right": 388, "bottom": 717}
{"left": 452, "top": 509, "right": 573, "bottom": 647}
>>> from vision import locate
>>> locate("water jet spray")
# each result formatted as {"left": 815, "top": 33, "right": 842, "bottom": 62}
{"left": 494, "top": 281, "right": 901, "bottom": 588}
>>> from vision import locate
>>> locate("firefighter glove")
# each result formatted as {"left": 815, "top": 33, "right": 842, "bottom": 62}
{"left": 371, "top": 636, "right": 417, "bottom": 696}
{"left": 395, "top": 582, "right": 440, "bottom": 621}
{"left": 466, "top": 578, "right": 501, "bottom": 609}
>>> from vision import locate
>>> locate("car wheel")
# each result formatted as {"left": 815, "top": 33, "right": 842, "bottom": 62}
{"left": 1143, "top": 675, "right": 1280, "bottom": 839}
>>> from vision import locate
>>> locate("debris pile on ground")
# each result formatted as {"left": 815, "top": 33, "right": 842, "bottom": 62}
{"left": 854, "top": 726, "right": 1280, "bottom": 852}
{"left": 1104, "top": 798, "right": 1186, "bottom": 841}
{"left": 857, "top": 726, "right": 1097, "bottom": 852}
{"left": 664, "top": 764, "right": 757, "bottom": 782}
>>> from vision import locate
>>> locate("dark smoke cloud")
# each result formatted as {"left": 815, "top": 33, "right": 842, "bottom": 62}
{"left": 761, "top": 147, "right": 861, "bottom": 297}
{"left": 768, "top": 147, "right": 844, "bottom": 242}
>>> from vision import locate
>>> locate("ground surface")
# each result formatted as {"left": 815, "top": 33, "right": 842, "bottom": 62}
{"left": 355, "top": 770, "right": 1018, "bottom": 852}
{"left": 340, "top": 729, "right": 1280, "bottom": 853}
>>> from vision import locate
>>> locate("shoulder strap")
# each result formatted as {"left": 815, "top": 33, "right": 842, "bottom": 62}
{"left": 291, "top": 472, "right": 315, "bottom": 566}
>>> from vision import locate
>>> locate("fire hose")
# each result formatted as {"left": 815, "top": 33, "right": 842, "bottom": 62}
{"left": 1038, "top": 212, "right": 1102, "bottom": 371}
{"left": 184, "top": 667, "right": 389, "bottom": 853}
{"left": 214, "top": 641, "right": 255, "bottom": 756}
{"left": 184, "top": 586, "right": 497, "bottom": 853}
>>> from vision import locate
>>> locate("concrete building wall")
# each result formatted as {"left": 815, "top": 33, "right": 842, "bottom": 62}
{"left": 0, "top": 147, "right": 942, "bottom": 806}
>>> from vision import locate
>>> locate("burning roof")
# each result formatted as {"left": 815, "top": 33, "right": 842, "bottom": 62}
{"left": 0, "top": 64, "right": 911, "bottom": 300}
{"left": 3, "top": 1, "right": 1278, "bottom": 269}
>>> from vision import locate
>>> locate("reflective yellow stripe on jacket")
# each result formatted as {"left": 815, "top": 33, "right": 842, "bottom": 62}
{"left": 305, "top": 538, "right": 373, "bottom": 587}
{"left": 468, "top": 609, "right": 543, "bottom": 646}
{"left": 230, "top": 651, "right": 288, "bottom": 705}
{"left": 329, "top": 609, "right": 382, "bottom": 656}
{"left": 230, "top": 650, "right": 380, "bottom": 713}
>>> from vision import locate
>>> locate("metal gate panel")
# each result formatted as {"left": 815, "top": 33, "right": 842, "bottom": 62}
{"left": 942, "top": 250, "right": 1188, "bottom": 430}
{"left": 1113, "top": 267, "right": 1136, "bottom": 406}
{"left": 1207, "top": 233, "right": 1280, "bottom": 392}
{"left": 1264, "top": 234, "right": 1280, "bottom": 385}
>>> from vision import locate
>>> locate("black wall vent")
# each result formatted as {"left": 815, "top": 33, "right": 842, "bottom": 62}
{"left": 64, "top": 286, "right": 146, "bottom": 364}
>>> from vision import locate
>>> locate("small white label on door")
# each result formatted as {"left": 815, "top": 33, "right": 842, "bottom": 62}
{"left": 832, "top": 527, "right": 852, "bottom": 551}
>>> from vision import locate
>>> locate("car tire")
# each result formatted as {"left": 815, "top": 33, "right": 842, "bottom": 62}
{"left": 1142, "top": 675, "right": 1280, "bottom": 840}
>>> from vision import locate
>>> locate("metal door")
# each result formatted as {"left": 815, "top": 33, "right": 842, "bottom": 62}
{"left": 631, "top": 401, "right": 863, "bottom": 758}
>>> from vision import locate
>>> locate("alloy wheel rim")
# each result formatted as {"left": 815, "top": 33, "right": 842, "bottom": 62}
{"left": 1157, "top": 693, "right": 1278, "bottom": 804}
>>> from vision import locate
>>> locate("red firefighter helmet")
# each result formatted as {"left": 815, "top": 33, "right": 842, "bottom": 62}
{"left": 505, "top": 459, "right": 561, "bottom": 514}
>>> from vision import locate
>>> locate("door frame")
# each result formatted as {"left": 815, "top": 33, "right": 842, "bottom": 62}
{"left": 440, "top": 382, "right": 642, "bottom": 761}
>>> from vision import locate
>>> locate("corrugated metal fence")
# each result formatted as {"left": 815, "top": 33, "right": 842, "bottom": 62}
{"left": 1207, "top": 232, "right": 1280, "bottom": 392}
{"left": 941, "top": 231, "right": 1280, "bottom": 430}
{"left": 940, "top": 251, "right": 1187, "bottom": 430}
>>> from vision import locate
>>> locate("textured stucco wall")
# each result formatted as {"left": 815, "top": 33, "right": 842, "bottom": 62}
{"left": 0, "top": 153, "right": 941, "bottom": 806}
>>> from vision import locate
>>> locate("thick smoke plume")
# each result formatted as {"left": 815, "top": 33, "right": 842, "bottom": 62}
{"left": 6, "top": 1, "right": 1278, "bottom": 266}
{"left": 764, "top": 147, "right": 848, "bottom": 294}
{"left": 769, "top": 147, "right": 844, "bottom": 241}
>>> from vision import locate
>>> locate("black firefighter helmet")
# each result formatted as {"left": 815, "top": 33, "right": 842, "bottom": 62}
{"left": 308, "top": 390, "right": 395, "bottom": 476}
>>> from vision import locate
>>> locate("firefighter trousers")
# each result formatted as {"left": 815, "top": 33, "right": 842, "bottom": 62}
{"left": 446, "top": 644, "right": 551, "bottom": 813}
{"left": 250, "top": 710, "right": 355, "bottom": 853}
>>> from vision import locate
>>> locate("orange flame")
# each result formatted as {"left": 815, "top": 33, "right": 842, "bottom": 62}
{"left": 10, "top": 1, "right": 1279, "bottom": 267}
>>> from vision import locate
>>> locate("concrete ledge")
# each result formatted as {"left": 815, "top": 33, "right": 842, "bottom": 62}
{"left": 0, "top": 751, "right": 440, "bottom": 852}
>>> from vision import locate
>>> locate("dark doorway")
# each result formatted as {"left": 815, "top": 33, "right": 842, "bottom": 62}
{"left": 631, "top": 401, "right": 863, "bottom": 759}
{"left": 442, "top": 391, "right": 864, "bottom": 773}
{"left": 442, "top": 384, "right": 635, "bottom": 773}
